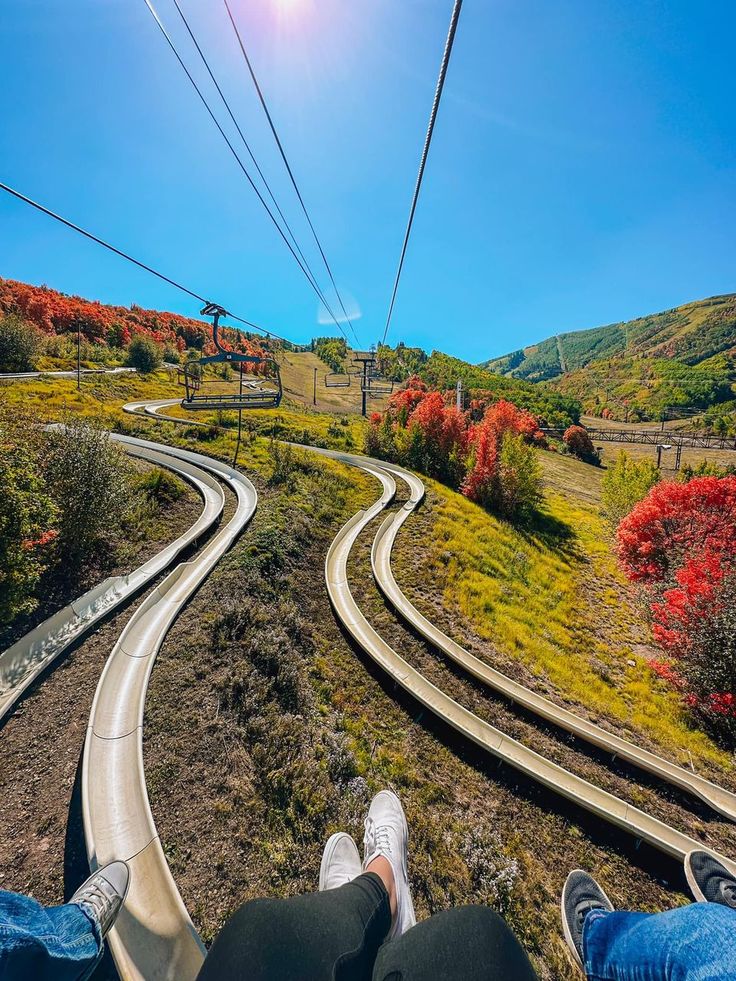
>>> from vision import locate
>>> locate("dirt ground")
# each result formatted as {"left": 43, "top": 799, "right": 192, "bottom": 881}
{"left": 0, "top": 474, "right": 203, "bottom": 953}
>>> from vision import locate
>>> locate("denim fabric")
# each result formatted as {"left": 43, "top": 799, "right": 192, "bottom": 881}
{"left": 583, "top": 902, "right": 736, "bottom": 981}
{"left": 0, "top": 888, "right": 102, "bottom": 981}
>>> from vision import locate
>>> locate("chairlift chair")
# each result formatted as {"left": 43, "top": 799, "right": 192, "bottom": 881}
{"left": 361, "top": 374, "right": 394, "bottom": 396}
{"left": 324, "top": 371, "right": 351, "bottom": 389}
{"left": 179, "top": 303, "right": 282, "bottom": 411}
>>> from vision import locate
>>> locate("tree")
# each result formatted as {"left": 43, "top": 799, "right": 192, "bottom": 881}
{"left": 616, "top": 476, "right": 736, "bottom": 744}
{"left": 0, "top": 420, "right": 57, "bottom": 623}
{"left": 563, "top": 425, "right": 599, "bottom": 463}
{"left": 601, "top": 451, "right": 660, "bottom": 526}
{"left": 496, "top": 433, "right": 543, "bottom": 519}
{"left": 616, "top": 477, "right": 736, "bottom": 583}
{"left": 43, "top": 421, "right": 132, "bottom": 567}
{"left": 0, "top": 314, "right": 42, "bottom": 372}
{"left": 126, "top": 335, "right": 162, "bottom": 373}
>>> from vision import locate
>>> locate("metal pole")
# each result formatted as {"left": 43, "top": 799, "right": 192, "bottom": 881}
{"left": 313, "top": 366, "right": 317, "bottom": 406}
{"left": 456, "top": 379, "right": 462, "bottom": 411}
{"left": 77, "top": 322, "right": 81, "bottom": 390}
{"left": 362, "top": 361, "right": 368, "bottom": 417}
{"left": 656, "top": 445, "right": 662, "bottom": 469}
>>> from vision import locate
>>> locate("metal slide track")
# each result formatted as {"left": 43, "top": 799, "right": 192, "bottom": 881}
{"left": 319, "top": 452, "right": 736, "bottom": 875}
{"left": 369, "top": 463, "right": 736, "bottom": 823}
{"left": 126, "top": 405, "right": 736, "bottom": 845}
{"left": 0, "top": 438, "right": 225, "bottom": 723}
{"left": 82, "top": 436, "right": 257, "bottom": 981}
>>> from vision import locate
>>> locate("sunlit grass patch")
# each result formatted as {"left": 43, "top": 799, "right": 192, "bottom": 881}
{"left": 408, "top": 463, "right": 731, "bottom": 771}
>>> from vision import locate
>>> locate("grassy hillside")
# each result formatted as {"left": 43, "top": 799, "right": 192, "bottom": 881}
{"left": 484, "top": 294, "right": 736, "bottom": 381}
{"left": 483, "top": 295, "right": 736, "bottom": 424}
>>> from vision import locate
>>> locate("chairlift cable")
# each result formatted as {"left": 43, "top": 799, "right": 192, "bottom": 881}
{"left": 0, "top": 180, "right": 291, "bottom": 343}
{"left": 381, "top": 0, "right": 463, "bottom": 347}
{"left": 168, "top": 0, "right": 317, "bottom": 301}
{"left": 142, "top": 0, "right": 350, "bottom": 345}
{"left": 223, "top": 0, "right": 361, "bottom": 348}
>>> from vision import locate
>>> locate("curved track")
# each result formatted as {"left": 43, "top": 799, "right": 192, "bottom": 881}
{"left": 370, "top": 466, "right": 736, "bottom": 823}
{"left": 82, "top": 436, "right": 257, "bottom": 980}
{"left": 0, "top": 367, "right": 137, "bottom": 380}
{"left": 0, "top": 438, "right": 224, "bottom": 723}
{"left": 123, "top": 402, "right": 736, "bottom": 905}
{"left": 323, "top": 459, "right": 736, "bottom": 874}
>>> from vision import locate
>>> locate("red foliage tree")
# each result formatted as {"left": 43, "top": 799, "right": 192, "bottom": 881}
{"left": 563, "top": 425, "right": 597, "bottom": 462}
{"left": 617, "top": 477, "right": 736, "bottom": 583}
{"left": 616, "top": 477, "right": 736, "bottom": 741}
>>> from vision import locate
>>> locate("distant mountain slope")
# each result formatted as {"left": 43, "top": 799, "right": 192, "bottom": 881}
{"left": 484, "top": 294, "right": 736, "bottom": 382}
{"left": 482, "top": 294, "right": 736, "bottom": 427}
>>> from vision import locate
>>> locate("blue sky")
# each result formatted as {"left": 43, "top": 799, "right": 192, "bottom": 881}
{"left": 1, "top": 0, "right": 734, "bottom": 362}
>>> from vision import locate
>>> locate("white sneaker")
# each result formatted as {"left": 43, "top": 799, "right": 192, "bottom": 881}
{"left": 319, "top": 833, "right": 362, "bottom": 891}
{"left": 71, "top": 861, "right": 130, "bottom": 938}
{"left": 363, "top": 790, "right": 415, "bottom": 937}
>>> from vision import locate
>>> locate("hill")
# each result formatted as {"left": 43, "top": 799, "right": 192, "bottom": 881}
{"left": 483, "top": 294, "right": 736, "bottom": 425}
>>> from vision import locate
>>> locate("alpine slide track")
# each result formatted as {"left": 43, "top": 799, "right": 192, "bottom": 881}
{"left": 0, "top": 397, "right": 734, "bottom": 980}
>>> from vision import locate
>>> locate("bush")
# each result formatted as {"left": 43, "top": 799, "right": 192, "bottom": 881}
{"left": 43, "top": 422, "right": 132, "bottom": 567}
{"left": 563, "top": 425, "right": 599, "bottom": 464}
{"left": 126, "top": 335, "right": 162, "bottom": 373}
{"left": 133, "top": 467, "right": 185, "bottom": 506}
{"left": 601, "top": 451, "right": 660, "bottom": 526}
{"left": 0, "top": 314, "right": 42, "bottom": 372}
{"left": 617, "top": 477, "right": 736, "bottom": 583}
{"left": 616, "top": 476, "right": 736, "bottom": 743}
{"left": 0, "top": 424, "right": 57, "bottom": 623}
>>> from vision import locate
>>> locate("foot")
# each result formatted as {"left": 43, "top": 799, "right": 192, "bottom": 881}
{"left": 685, "top": 851, "right": 736, "bottom": 909}
{"left": 363, "top": 790, "right": 415, "bottom": 938}
{"left": 561, "top": 870, "right": 614, "bottom": 970}
{"left": 71, "top": 861, "right": 130, "bottom": 939}
{"left": 319, "top": 833, "right": 361, "bottom": 891}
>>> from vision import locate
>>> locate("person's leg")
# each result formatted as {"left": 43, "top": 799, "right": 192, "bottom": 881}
{"left": 372, "top": 906, "right": 538, "bottom": 981}
{"left": 583, "top": 902, "right": 736, "bottom": 981}
{"left": 196, "top": 872, "right": 392, "bottom": 981}
{"left": 0, "top": 889, "right": 101, "bottom": 981}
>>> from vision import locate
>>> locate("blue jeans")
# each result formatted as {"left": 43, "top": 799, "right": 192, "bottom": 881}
{"left": 584, "top": 902, "right": 736, "bottom": 980}
{"left": 0, "top": 888, "right": 102, "bottom": 981}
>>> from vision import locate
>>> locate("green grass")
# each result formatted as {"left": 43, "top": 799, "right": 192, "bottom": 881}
{"left": 408, "top": 453, "right": 732, "bottom": 772}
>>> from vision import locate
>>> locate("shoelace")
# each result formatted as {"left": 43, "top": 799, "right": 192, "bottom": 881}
{"left": 365, "top": 818, "right": 393, "bottom": 858}
{"left": 78, "top": 876, "right": 116, "bottom": 921}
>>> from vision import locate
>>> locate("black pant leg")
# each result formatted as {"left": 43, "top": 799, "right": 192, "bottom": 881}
{"left": 196, "top": 873, "right": 391, "bottom": 981}
{"left": 372, "top": 906, "right": 538, "bottom": 981}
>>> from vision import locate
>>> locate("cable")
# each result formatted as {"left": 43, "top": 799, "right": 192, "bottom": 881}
{"left": 381, "top": 0, "right": 463, "bottom": 347}
{"left": 0, "top": 180, "right": 292, "bottom": 343}
{"left": 142, "top": 0, "right": 350, "bottom": 344}
{"left": 223, "top": 0, "right": 360, "bottom": 347}
{"left": 168, "top": 0, "right": 316, "bottom": 294}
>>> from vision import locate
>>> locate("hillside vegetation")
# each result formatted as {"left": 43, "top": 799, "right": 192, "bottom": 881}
{"left": 483, "top": 295, "right": 736, "bottom": 426}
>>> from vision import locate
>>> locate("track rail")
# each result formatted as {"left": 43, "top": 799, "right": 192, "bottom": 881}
{"left": 82, "top": 436, "right": 257, "bottom": 981}
{"left": 322, "top": 457, "right": 736, "bottom": 875}
{"left": 369, "top": 464, "right": 736, "bottom": 823}
{"left": 0, "top": 367, "right": 137, "bottom": 380}
{"left": 124, "top": 404, "right": 736, "bottom": 894}
{"left": 0, "top": 438, "right": 224, "bottom": 723}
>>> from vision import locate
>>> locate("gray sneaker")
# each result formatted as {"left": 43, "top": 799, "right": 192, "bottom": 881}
{"left": 71, "top": 861, "right": 130, "bottom": 938}
{"left": 363, "top": 790, "right": 416, "bottom": 938}
{"left": 685, "top": 851, "right": 736, "bottom": 909}
{"left": 561, "top": 870, "right": 614, "bottom": 970}
{"left": 319, "top": 833, "right": 361, "bottom": 891}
